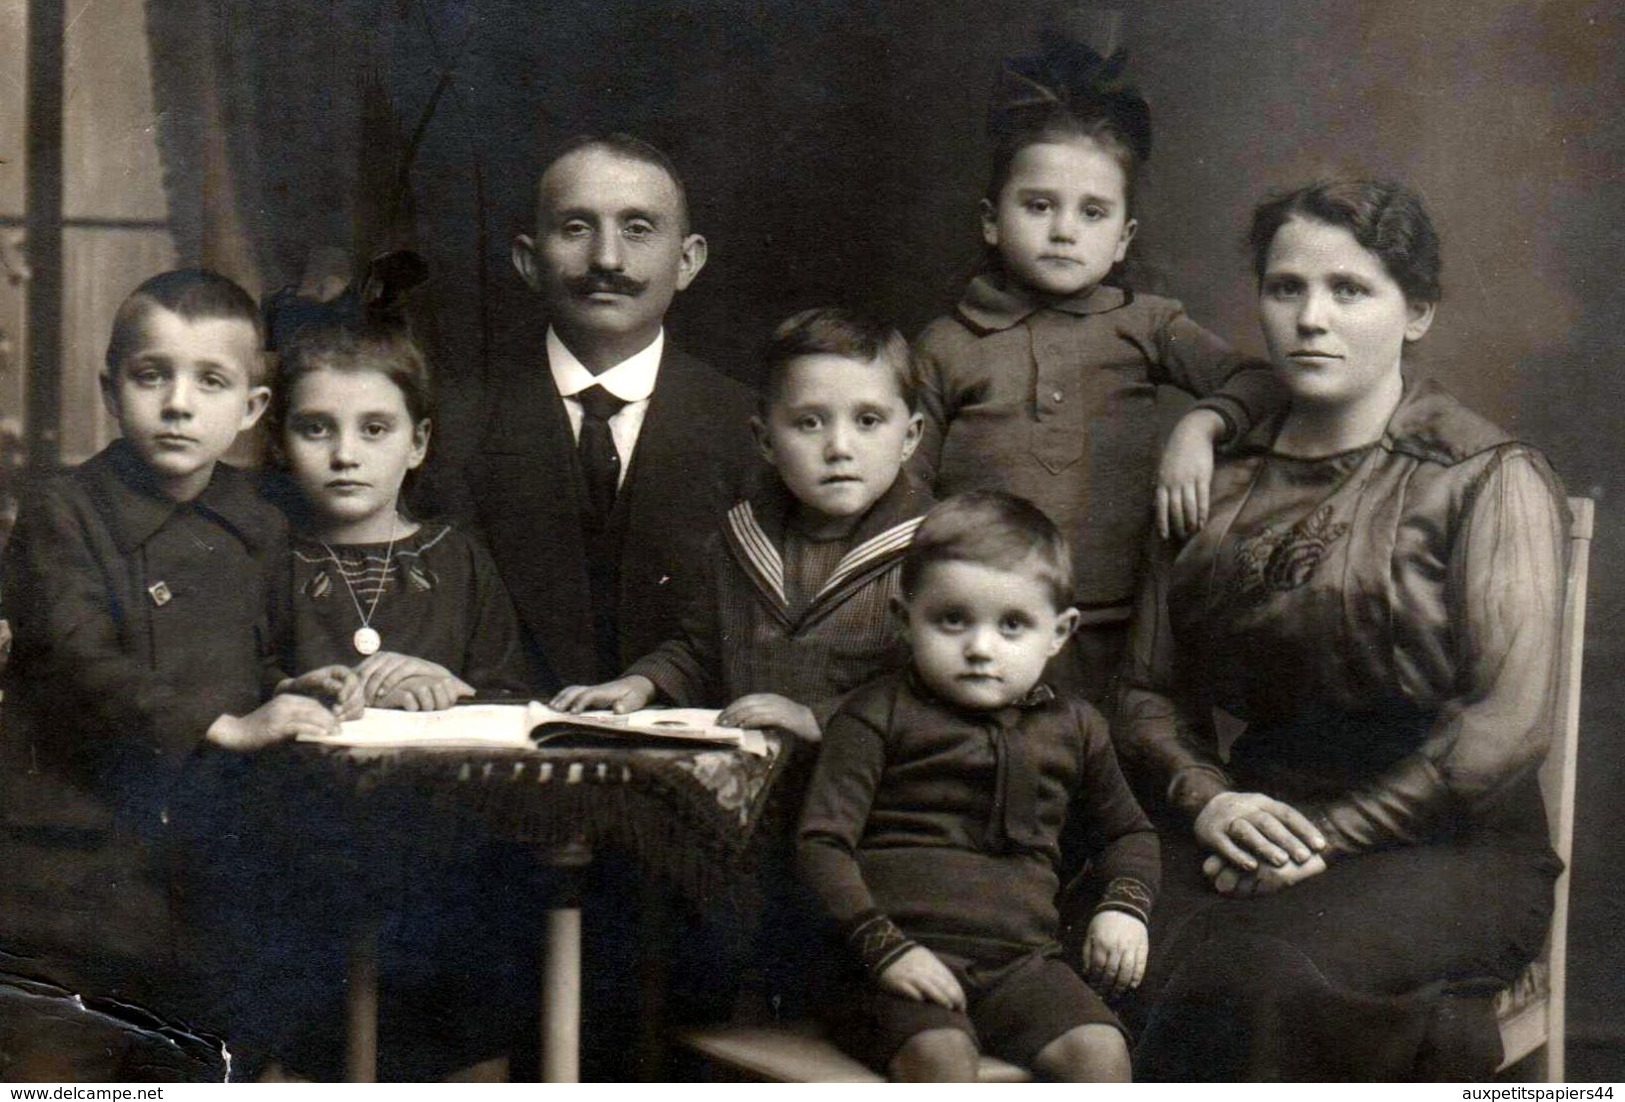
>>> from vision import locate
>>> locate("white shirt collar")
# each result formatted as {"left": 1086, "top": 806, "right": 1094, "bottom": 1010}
{"left": 546, "top": 327, "right": 664, "bottom": 403}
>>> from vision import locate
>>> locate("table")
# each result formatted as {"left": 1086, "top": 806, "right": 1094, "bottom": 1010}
{"left": 288, "top": 732, "right": 792, "bottom": 1082}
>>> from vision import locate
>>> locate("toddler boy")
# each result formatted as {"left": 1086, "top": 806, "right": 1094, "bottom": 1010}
{"left": 797, "top": 491, "right": 1158, "bottom": 1081}
{"left": 0, "top": 269, "right": 352, "bottom": 1016}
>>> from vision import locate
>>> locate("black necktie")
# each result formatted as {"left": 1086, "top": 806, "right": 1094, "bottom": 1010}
{"left": 577, "top": 384, "right": 629, "bottom": 521}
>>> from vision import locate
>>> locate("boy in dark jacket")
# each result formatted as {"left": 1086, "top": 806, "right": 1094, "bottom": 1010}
{"left": 0, "top": 269, "right": 352, "bottom": 1027}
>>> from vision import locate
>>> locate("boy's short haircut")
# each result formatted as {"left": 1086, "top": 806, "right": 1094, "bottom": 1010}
{"left": 759, "top": 306, "right": 917, "bottom": 412}
{"left": 104, "top": 268, "right": 267, "bottom": 382}
{"left": 901, "top": 491, "right": 1075, "bottom": 610}
{"left": 541, "top": 132, "right": 692, "bottom": 232}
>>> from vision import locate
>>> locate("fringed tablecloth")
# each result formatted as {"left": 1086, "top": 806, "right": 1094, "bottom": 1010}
{"left": 283, "top": 735, "right": 792, "bottom": 912}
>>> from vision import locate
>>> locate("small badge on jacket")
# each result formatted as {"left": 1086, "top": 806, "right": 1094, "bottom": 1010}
{"left": 148, "top": 581, "right": 172, "bottom": 606}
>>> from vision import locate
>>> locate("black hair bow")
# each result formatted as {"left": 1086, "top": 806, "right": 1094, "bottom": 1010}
{"left": 263, "top": 248, "right": 428, "bottom": 352}
{"left": 988, "top": 31, "right": 1152, "bottom": 163}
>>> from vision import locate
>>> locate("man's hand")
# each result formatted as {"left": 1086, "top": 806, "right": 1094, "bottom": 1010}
{"left": 207, "top": 694, "right": 339, "bottom": 751}
{"left": 1082, "top": 910, "right": 1149, "bottom": 998}
{"left": 550, "top": 675, "right": 657, "bottom": 715}
{"left": 877, "top": 945, "right": 966, "bottom": 1011}
{"left": 1156, "top": 407, "right": 1226, "bottom": 540}
{"left": 717, "top": 693, "right": 821, "bottom": 742}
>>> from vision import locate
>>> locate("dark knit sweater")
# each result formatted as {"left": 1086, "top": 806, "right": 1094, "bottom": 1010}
{"left": 798, "top": 670, "right": 1158, "bottom": 975}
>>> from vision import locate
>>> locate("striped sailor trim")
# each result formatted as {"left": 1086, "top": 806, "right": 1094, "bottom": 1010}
{"left": 725, "top": 504, "right": 924, "bottom": 631}
{"left": 814, "top": 516, "right": 924, "bottom": 605}
{"left": 725, "top": 501, "right": 789, "bottom": 615}
{"left": 795, "top": 517, "right": 921, "bottom": 633}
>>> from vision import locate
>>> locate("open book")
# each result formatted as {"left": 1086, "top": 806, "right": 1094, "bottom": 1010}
{"left": 298, "top": 701, "right": 771, "bottom": 757}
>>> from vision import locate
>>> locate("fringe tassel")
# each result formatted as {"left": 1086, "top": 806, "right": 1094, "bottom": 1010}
{"left": 295, "top": 744, "right": 788, "bottom": 915}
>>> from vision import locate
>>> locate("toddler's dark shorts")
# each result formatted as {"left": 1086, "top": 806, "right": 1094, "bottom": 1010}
{"left": 834, "top": 945, "right": 1124, "bottom": 1074}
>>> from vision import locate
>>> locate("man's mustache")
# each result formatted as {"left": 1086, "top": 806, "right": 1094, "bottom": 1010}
{"left": 566, "top": 271, "right": 646, "bottom": 297}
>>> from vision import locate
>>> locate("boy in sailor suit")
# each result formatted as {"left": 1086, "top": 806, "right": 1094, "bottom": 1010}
{"left": 552, "top": 305, "right": 933, "bottom": 1025}
{"left": 553, "top": 306, "right": 933, "bottom": 742}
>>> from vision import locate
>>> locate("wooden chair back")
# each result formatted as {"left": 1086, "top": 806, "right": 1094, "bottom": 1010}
{"left": 1497, "top": 495, "right": 1592, "bottom": 1081}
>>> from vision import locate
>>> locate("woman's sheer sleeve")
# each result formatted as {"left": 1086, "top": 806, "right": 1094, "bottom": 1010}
{"left": 1313, "top": 447, "right": 1569, "bottom": 857}
{"left": 1116, "top": 536, "right": 1233, "bottom": 820}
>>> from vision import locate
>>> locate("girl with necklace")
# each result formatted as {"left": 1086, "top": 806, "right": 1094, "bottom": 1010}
{"left": 245, "top": 315, "right": 534, "bottom": 1079}
{"left": 269, "top": 318, "right": 530, "bottom": 705}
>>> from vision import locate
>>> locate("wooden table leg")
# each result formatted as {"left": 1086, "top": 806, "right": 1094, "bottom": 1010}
{"left": 540, "top": 841, "right": 592, "bottom": 1083}
{"left": 345, "top": 928, "right": 379, "bottom": 1083}
{"left": 541, "top": 903, "right": 582, "bottom": 1082}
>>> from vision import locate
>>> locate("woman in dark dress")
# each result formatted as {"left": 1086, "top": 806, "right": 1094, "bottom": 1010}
{"left": 1117, "top": 180, "right": 1568, "bottom": 1080}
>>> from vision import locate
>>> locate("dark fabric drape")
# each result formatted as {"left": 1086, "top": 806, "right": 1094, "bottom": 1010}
{"left": 142, "top": 0, "right": 921, "bottom": 391}
{"left": 145, "top": 0, "right": 386, "bottom": 294}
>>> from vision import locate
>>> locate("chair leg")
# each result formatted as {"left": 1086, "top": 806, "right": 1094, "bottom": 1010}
{"left": 1543, "top": 1037, "right": 1563, "bottom": 1084}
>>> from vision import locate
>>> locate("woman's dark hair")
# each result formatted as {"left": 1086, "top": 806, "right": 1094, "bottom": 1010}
{"left": 1247, "top": 180, "right": 1443, "bottom": 305}
{"left": 268, "top": 317, "right": 434, "bottom": 462}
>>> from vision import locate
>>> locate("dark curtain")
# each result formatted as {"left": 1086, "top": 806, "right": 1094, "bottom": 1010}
{"left": 141, "top": 0, "right": 963, "bottom": 391}
{"left": 146, "top": 0, "right": 388, "bottom": 291}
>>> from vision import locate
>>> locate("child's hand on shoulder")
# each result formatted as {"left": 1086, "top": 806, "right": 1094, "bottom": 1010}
{"left": 1156, "top": 407, "right": 1228, "bottom": 540}
{"left": 717, "top": 693, "right": 820, "bottom": 742}
{"left": 877, "top": 945, "right": 966, "bottom": 1011}
{"left": 207, "top": 694, "right": 340, "bottom": 751}
{"left": 550, "top": 675, "right": 657, "bottom": 715}
{"left": 278, "top": 664, "right": 364, "bottom": 721}
{"left": 1082, "top": 910, "right": 1149, "bottom": 999}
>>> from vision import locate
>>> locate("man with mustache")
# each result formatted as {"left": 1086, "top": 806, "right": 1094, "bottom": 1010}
{"left": 454, "top": 134, "right": 758, "bottom": 690}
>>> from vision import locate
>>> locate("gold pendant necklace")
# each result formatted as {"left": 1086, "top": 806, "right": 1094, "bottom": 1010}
{"left": 321, "top": 518, "right": 398, "bottom": 656}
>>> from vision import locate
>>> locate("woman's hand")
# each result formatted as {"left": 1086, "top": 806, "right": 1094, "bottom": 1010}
{"left": 1082, "top": 910, "right": 1149, "bottom": 998}
{"left": 1194, "top": 790, "right": 1326, "bottom": 871}
{"left": 717, "top": 693, "right": 821, "bottom": 742}
{"left": 550, "top": 675, "right": 657, "bottom": 715}
{"left": 1156, "top": 408, "right": 1226, "bottom": 540}
{"left": 1203, "top": 851, "right": 1328, "bottom": 897}
{"left": 877, "top": 945, "right": 966, "bottom": 1011}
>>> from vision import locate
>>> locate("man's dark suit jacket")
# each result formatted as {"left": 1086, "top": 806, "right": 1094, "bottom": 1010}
{"left": 431, "top": 327, "right": 760, "bottom": 692}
